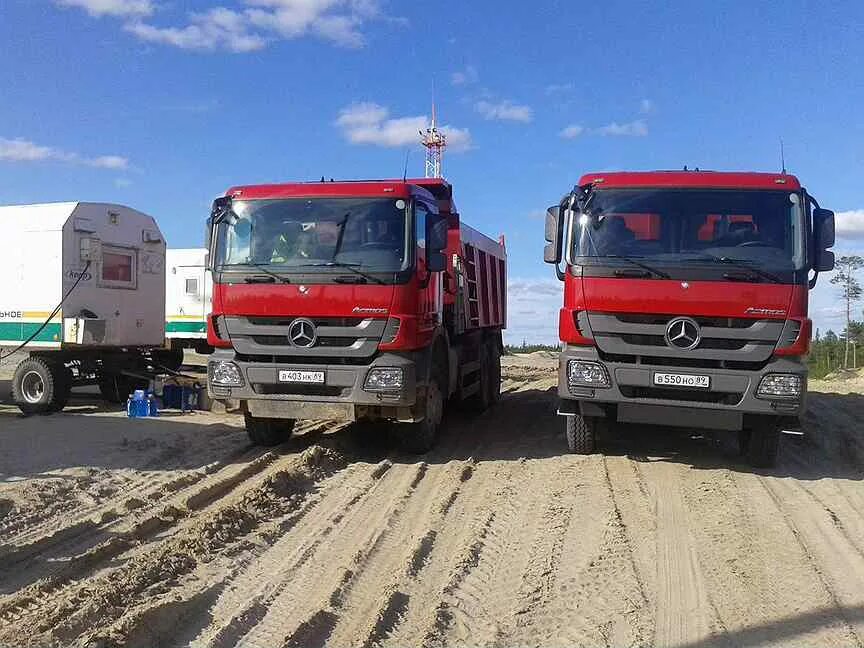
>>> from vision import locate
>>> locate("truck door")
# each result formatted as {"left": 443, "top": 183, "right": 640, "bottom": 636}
{"left": 415, "top": 201, "right": 443, "bottom": 333}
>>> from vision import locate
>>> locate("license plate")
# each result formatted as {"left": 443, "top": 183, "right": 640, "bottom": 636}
{"left": 278, "top": 370, "right": 325, "bottom": 384}
{"left": 653, "top": 372, "right": 710, "bottom": 389}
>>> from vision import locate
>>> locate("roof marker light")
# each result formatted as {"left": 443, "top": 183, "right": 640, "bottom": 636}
{"left": 774, "top": 178, "right": 787, "bottom": 184}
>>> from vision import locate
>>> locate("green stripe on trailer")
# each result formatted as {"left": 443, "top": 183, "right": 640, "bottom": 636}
{"left": 0, "top": 322, "right": 63, "bottom": 343}
{"left": 166, "top": 321, "right": 207, "bottom": 334}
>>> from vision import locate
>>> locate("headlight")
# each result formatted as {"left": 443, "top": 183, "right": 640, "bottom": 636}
{"left": 209, "top": 361, "right": 244, "bottom": 387}
{"left": 364, "top": 367, "right": 403, "bottom": 391}
{"left": 567, "top": 360, "right": 610, "bottom": 389}
{"left": 757, "top": 374, "right": 801, "bottom": 399}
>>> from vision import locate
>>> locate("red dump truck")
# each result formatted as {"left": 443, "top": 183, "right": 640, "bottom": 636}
{"left": 205, "top": 178, "right": 506, "bottom": 451}
{"left": 544, "top": 170, "right": 835, "bottom": 467}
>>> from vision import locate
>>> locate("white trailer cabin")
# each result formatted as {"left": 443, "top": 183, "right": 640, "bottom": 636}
{"left": 0, "top": 202, "right": 167, "bottom": 413}
{"left": 166, "top": 248, "right": 211, "bottom": 353}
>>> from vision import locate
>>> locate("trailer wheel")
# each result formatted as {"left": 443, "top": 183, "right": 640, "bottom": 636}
{"left": 12, "top": 358, "right": 68, "bottom": 415}
{"left": 401, "top": 379, "right": 444, "bottom": 454}
{"left": 741, "top": 421, "right": 781, "bottom": 468}
{"left": 244, "top": 413, "right": 295, "bottom": 447}
{"left": 48, "top": 365, "right": 73, "bottom": 412}
{"left": 565, "top": 414, "right": 603, "bottom": 454}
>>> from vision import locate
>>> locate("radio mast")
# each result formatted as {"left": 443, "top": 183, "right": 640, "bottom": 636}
{"left": 421, "top": 99, "right": 446, "bottom": 178}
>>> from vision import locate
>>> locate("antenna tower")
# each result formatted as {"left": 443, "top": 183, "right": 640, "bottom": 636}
{"left": 421, "top": 99, "right": 446, "bottom": 178}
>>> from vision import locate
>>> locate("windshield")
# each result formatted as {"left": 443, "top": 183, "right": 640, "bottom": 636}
{"left": 214, "top": 197, "right": 409, "bottom": 272}
{"left": 567, "top": 189, "right": 805, "bottom": 273}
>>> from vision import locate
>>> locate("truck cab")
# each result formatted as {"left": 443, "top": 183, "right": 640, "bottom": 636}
{"left": 206, "top": 179, "right": 506, "bottom": 451}
{"left": 544, "top": 171, "right": 835, "bottom": 466}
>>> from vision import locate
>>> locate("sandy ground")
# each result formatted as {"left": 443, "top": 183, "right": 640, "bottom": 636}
{"left": 0, "top": 354, "right": 863, "bottom": 647}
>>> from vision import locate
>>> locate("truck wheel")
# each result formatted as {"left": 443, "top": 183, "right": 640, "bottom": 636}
{"left": 401, "top": 380, "right": 444, "bottom": 454}
{"left": 487, "top": 341, "right": 501, "bottom": 405}
{"left": 467, "top": 344, "right": 491, "bottom": 413}
{"left": 566, "top": 415, "right": 603, "bottom": 454}
{"left": 12, "top": 358, "right": 67, "bottom": 415}
{"left": 245, "top": 413, "right": 295, "bottom": 447}
{"left": 742, "top": 421, "right": 781, "bottom": 468}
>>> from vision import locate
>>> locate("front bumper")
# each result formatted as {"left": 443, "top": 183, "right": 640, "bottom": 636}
{"left": 207, "top": 350, "right": 419, "bottom": 422}
{"left": 557, "top": 346, "right": 807, "bottom": 431}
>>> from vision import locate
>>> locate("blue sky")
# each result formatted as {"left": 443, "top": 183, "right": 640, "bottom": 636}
{"left": 1, "top": 0, "right": 861, "bottom": 343}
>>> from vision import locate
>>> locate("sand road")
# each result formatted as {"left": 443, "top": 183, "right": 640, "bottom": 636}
{"left": 0, "top": 355, "right": 863, "bottom": 647}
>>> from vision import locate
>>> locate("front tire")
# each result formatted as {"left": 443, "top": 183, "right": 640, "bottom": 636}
{"left": 565, "top": 415, "right": 604, "bottom": 454}
{"left": 741, "top": 421, "right": 781, "bottom": 468}
{"left": 401, "top": 380, "right": 444, "bottom": 454}
{"left": 12, "top": 357, "right": 69, "bottom": 415}
{"left": 244, "top": 413, "right": 295, "bottom": 447}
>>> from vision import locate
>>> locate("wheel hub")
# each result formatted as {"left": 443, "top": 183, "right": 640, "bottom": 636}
{"left": 20, "top": 371, "right": 45, "bottom": 404}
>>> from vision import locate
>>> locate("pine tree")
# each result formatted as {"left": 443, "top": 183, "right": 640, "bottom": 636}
{"left": 831, "top": 256, "right": 864, "bottom": 368}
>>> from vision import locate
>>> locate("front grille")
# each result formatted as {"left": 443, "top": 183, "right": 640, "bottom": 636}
{"left": 253, "top": 384, "right": 348, "bottom": 397}
{"left": 587, "top": 311, "right": 784, "bottom": 366}
{"left": 611, "top": 313, "right": 756, "bottom": 328}
{"left": 247, "top": 316, "right": 366, "bottom": 328}
{"left": 597, "top": 350, "right": 768, "bottom": 372}
{"left": 620, "top": 385, "right": 743, "bottom": 405}
{"left": 224, "top": 315, "right": 386, "bottom": 359}
{"left": 236, "top": 353, "right": 371, "bottom": 366}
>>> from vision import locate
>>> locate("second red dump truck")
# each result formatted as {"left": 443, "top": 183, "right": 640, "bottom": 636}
{"left": 545, "top": 170, "right": 835, "bottom": 467}
{"left": 205, "top": 178, "right": 506, "bottom": 451}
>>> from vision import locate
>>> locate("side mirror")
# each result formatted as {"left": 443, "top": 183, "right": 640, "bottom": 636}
{"left": 814, "top": 207, "right": 835, "bottom": 249}
{"left": 427, "top": 250, "right": 446, "bottom": 273}
{"left": 427, "top": 214, "right": 449, "bottom": 253}
{"left": 543, "top": 205, "right": 562, "bottom": 264}
{"left": 816, "top": 249, "right": 835, "bottom": 272}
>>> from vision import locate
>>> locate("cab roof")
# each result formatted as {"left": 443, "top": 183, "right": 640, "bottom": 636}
{"left": 225, "top": 178, "right": 450, "bottom": 202}
{"left": 578, "top": 170, "right": 801, "bottom": 191}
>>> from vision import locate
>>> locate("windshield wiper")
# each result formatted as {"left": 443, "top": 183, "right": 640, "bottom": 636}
{"left": 685, "top": 253, "right": 783, "bottom": 284}
{"left": 302, "top": 261, "right": 386, "bottom": 285}
{"left": 219, "top": 262, "right": 291, "bottom": 283}
{"left": 602, "top": 255, "right": 671, "bottom": 279}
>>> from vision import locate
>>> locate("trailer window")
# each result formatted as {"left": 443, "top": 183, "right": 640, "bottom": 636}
{"left": 101, "top": 249, "right": 136, "bottom": 288}
{"left": 185, "top": 278, "right": 199, "bottom": 295}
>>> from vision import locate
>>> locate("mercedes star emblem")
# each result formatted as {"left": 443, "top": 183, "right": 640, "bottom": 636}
{"left": 664, "top": 317, "right": 701, "bottom": 350}
{"left": 288, "top": 318, "right": 317, "bottom": 348}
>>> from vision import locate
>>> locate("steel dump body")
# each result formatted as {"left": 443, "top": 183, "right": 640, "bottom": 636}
{"left": 0, "top": 202, "right": 166, "bottom": 350}
{"left": 207, "top": 178, "right": 506, "bottom": 440}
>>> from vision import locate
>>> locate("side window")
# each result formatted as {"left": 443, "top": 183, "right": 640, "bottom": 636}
{"left": 101, "top": 247, "right": 137, "bottom": 288}
{"left": 415, "top": 202, "right": 429, "bottom": 250}
{"left": 185, "top": 278, "right": 199, "bottom": 295}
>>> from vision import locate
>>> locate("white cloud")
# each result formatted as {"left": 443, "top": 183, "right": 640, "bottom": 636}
{"left": 505, "top": 277, "right": 562, "bottom": 345}
{"left": 335, "top": 102, "right": 472, "bottom": 151}
{"left": 55, "top": 0, "right": 153, "bottom": 17}
{"left": 639, "top": 98, "right": 655, "bottom": 114}
{"left": 595, "top": 119, "right": 648, "bottom": 137}
{"left": 64, "top": 0, "right": 390, "bottom": 51}
{"left": 126, "top": 8, "right": 268, "bottom": 53}
{"left": 836, "top": 210, "right": 864, "bottom": 240}
{"left": 475, "top": 100, "right": 533, "bottom": 123}
{"left": 0, "top": 137, "right": 129, "bottom": 170}
{"left": 559, "top": 124, "right": 584, "bottom": 139}
{"left": 451, "top": 65, "right": 479, "bottom": 86}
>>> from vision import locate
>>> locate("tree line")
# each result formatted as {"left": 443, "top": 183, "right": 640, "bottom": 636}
{"left": 811, "top": 255, "right": 863, "bottom": 378}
